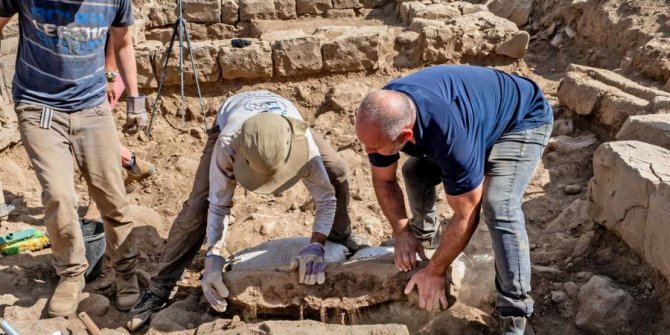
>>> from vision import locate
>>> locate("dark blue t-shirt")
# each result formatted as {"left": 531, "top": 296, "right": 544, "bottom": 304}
{"left": 0, "top": 0, "right": 133, "bottom": 111}
{"left": 369, "top": 65, "right": 552, "bottom": 195}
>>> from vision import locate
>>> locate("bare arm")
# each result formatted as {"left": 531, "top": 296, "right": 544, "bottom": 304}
{"left": 425, "top": 183, "right": 483, "bottom": 276}
{"left": 104, "top": 36, "right": 117, "bottom": 72}
{"left": 371, "top": 162, "right": 411, "bottom": 236}
{"left": 109, "top": 27, "right": 138, "bottom": 96}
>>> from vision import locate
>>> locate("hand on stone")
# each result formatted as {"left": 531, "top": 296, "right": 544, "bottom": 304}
{"left": 288, "top": 242, "right": 327, "bottom": 286}
{"left": 394, "top": 230, "right": 428, "bottom": 272}
{"left": 404, "top": 268, "right": 448, "bottom": 312}
{"left": 201, "top": 255, "right": 229, "bottom": 312}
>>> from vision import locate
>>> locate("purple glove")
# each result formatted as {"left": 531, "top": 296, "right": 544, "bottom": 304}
{"left": 288, "top": 242, "right": 327, "bottom": 285}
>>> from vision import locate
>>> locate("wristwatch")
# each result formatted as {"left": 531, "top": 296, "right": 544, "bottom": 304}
{"left": 105, "top": 71, "right": 118, "bottom": 83}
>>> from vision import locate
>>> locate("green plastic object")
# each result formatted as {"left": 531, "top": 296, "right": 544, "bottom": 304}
{"left": 0, "top": 231, "right": 48, "bottom": 255}
{"left": 0, "top": 228, "right": 37, "bottom": 245}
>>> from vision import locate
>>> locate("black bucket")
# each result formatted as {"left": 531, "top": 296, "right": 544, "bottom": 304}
{"left": 80, "top": 219, "right": 106, "bottom": 282}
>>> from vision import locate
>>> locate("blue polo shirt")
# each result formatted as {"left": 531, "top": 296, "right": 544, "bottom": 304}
{"left": 368, "top": 65, "right": 552, "bottom": 195}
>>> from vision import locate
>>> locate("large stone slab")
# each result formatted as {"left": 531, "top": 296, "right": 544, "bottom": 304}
{"left": 317, "top": 26, "right": 392, "bottom": 73}
{"left": 197, "top": 320, "right": 409, "bottom": 335}
{"left": 182, "top": 0, "right": 222, "bottom": 23}
{"left": 223, "top": 256, "right": 424, "bottom": 316}
{"left": 296, "top": 0, "right": 333, "bottom": 15}
{"left": 588, "top": 141, "right": 670, "bottom": 283}
{"left": 616, "top": 114, "right": 670, "bottom": 151}
{"left": 219, "top": 40, "right": 273, "bottom": 80}
{"left": 632, "top": 37, "right": 670, "bottom": 83}
{"left": 135, "top": 41, "right": 162, "bottom": 89}
{"left": 239, "top": 0, "right": 277, "bottom": 21}
{"left": 418, "top": 11, "right": 522, "bottom": 64}
{"left": 487, "top": 0, "right": 532, "bottom": 26}
{"left": 272, "top": 36, "right": 323, "bottom": 77}
{"left": 558, "top": 64, "right": 670, "bottom": 137}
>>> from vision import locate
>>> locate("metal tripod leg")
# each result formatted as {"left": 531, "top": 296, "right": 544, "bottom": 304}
{"left": 145, "top": 16, "right": 209, "bottom": 136}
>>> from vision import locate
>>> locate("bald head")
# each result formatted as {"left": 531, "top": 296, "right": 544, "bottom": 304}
{"left": 356, "top": 90, "right": 415, "bottom": 141}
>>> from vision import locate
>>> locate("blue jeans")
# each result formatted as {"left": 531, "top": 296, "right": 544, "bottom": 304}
{"left": 402, "top": 122, "right": 552, "bottom": 317}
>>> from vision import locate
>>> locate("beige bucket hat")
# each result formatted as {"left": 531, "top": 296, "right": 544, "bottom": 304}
{"left": 232, "top": 112, "right": 310, "bottom": 194}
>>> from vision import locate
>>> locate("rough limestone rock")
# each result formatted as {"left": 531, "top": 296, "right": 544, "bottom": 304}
{"left": 274, "top": 0, "right": 297, "bottom": 19}
{"left": 183, "top": 0, "right": 222, "bottom": 23}
{"left": 272, "top": 36, "right": 323, "bottom": 77}
{"left": 588, "top": 141, "right": 670, "bottom": 283}
{"left": 3, "top": 298, "right": 48, "bottom": 322}
{"left": 239, "top": 0, "right": 277, "bottom": 21}
{"left": 419, "top": 11, "right": 520, "bottom": 64}
{"left": 558, "top": 64, "right": 670, "bottom": 137}
{"left": 575, "top": 275, "right": 635, "bottom": 334}
{"left": 221, "top": 0, "right": 240, "bottom": 24}
{"left": 153, "top": 41, "right": 221, "bottom": 85}
{"left": 223, "top": 256, "right": 424, "bottom": 316}
{"left": 219, "top": 40, "right": 273, "bottom": 79}
{"left": 147, "top": 5, "right": 177, "bottom": 28}
{"left": 398, "top": 1, "right": 427, "bottom": 24}
{"left": 78, "top": 292, "right": 111, "bottom": 316}
{"left": 333, "top": 0, "right": 360, "bottom": 9}
{"left": 151, "top": 295, "right": 214, "bottom": 332}
{"left": 495, "top": 31, "right": 530, "bottom": 59}
{"left": 296, "top": 0, "right": 333, "bottom": 15}
{"left": 12, "top": 318, "right": 86, "bottom": 335}
{"left": 632, "top": 37, "right": 670, "bottom": 83}
{"left": 616, "top": 114, "right": 670, "bottom": 151}
{"left": 318, "top": 26, "right": 392, "bottom": 73}
{"left": 328, "top": 82, "right": 374, "bottom": 112}
{"left": 487, "top": 0, "right": 532, "bottom": 26}
{"left": 413, "top": 4, "right": 461, "bottom": 20}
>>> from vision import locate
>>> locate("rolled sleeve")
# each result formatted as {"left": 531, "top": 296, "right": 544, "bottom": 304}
{"left": 112, "top": 0, "right": 134, "bottom": 27}
{"left": 206, "top": 136, "right": 237, "bottom": 255}
{"left": 301, "top": 157, "right": 336, "bottom": 236}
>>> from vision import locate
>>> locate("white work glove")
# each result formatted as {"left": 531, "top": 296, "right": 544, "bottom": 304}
{"left": 123, "top": 95, "right": 148, "bottom": 134}
{"left": 288, "top": 242, "right": 327, "bottom": 286}
{"left": 201, "top": 255, "right": 229, "bottom": 312}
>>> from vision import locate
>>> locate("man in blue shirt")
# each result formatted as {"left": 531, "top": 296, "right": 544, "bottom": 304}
{"left": 355, "top": 65, "right": 552, "bottom": 334}
{"left": 0, "top": 0, "right": 146, "bottom": 317}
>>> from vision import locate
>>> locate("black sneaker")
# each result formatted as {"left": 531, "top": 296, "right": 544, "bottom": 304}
{"left": 341, "top": 233, "right": 371, "bottom": 254}
{"left": 127, "top": 291, "right": 167, "bottom": 331}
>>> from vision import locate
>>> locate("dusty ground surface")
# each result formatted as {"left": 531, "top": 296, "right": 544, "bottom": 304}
{"left": 2, "top": 0, "right": 670, "bottom": 334}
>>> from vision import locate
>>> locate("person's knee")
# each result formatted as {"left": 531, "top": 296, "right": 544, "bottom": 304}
{"left": 325, "top": 158, "right": 348, "bottom": 184}
{"left": 43, "top": 188, "right": 77, "bottom": 211}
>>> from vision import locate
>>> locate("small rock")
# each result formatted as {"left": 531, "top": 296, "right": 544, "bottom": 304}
{"left": 551, "top": 290, "right": 567, "bottom": 303}
{"left": 78, "top": 292, "right": 111, "bottom": 316}
{"left": 363, "top": 218, "right": 383, "bottom": 238}
{"left": 260, "top": 221, "right": 276, "bottom": 236}
{"left": 4, "top": 298, "right": 48, "bottom": 322}
{"left": 564, "top": 281, "right": 579, "bottom": 297}
{"left": 551, "top": 33, "right": 562, "bottom": 47}
{"left": 552, "top": 118, "right": 574, "bottom": 136}
{"left": 0, "top": 293, "right": 19, "bottom": 306}
{"left": 564, "top": 25, "right": 576, "bottom": 38}
{"left": 576, "top": 275, "right": 636, "bottom": 334}
{"left": 189, "top": 127, "right": 205, "bottom": 139}
{"left": 576, "top": 271, "right": 594, "bottom": 282}
{"left": 564, "top": 184, "right": 582, "bottom": 195}
{"left": 495, "top": 31, "right": 530, "bottom": 59}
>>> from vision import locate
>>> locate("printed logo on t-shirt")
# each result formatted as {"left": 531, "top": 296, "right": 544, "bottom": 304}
{"left": 244, "top": 99, "right": 288, "bottom": 115}
{"left": 31, "top": 7, "right": 107, "bottom": 55}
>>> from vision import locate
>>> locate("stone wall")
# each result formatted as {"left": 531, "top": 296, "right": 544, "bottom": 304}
{"left": 588, "top": 141, "right": 670, "bottom": 283}
{"left": 558, "top": 64, "right": 670, "bottom": 138}
{"left": 128, "top": 0, "right": 528, "bottom": 88}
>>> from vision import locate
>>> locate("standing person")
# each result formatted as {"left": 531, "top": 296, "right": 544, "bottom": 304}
{"left": 0, "top": 0, "right": 146, "bottom": 316}
{"left": 128, "top": 91, "right": 368, "bottom": 329}
{"left": 355, "top": 65, "right": 553, "bottom": 334}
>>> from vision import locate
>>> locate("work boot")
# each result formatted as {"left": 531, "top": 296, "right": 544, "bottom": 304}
{"left": 341, "top": 233, "right": 370, "bottom": 254}
{"left": 116, "top": 273, "right": 140, "bottom": 312}
{"left": 48, "top": 275, "right": 85, "bottom": 317}
{"left": 127, "top": 291, "right": 168, "bottom": 331}
{"left": 499, "top": 316, "right": 535, "bottom": 335}
{"left": 124, "top": 155, "right": 155, "bottom": 194}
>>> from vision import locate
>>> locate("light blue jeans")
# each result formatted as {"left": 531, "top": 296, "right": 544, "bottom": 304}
{"left": 402, "top": 122, "right": 552, "bottom": 318}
